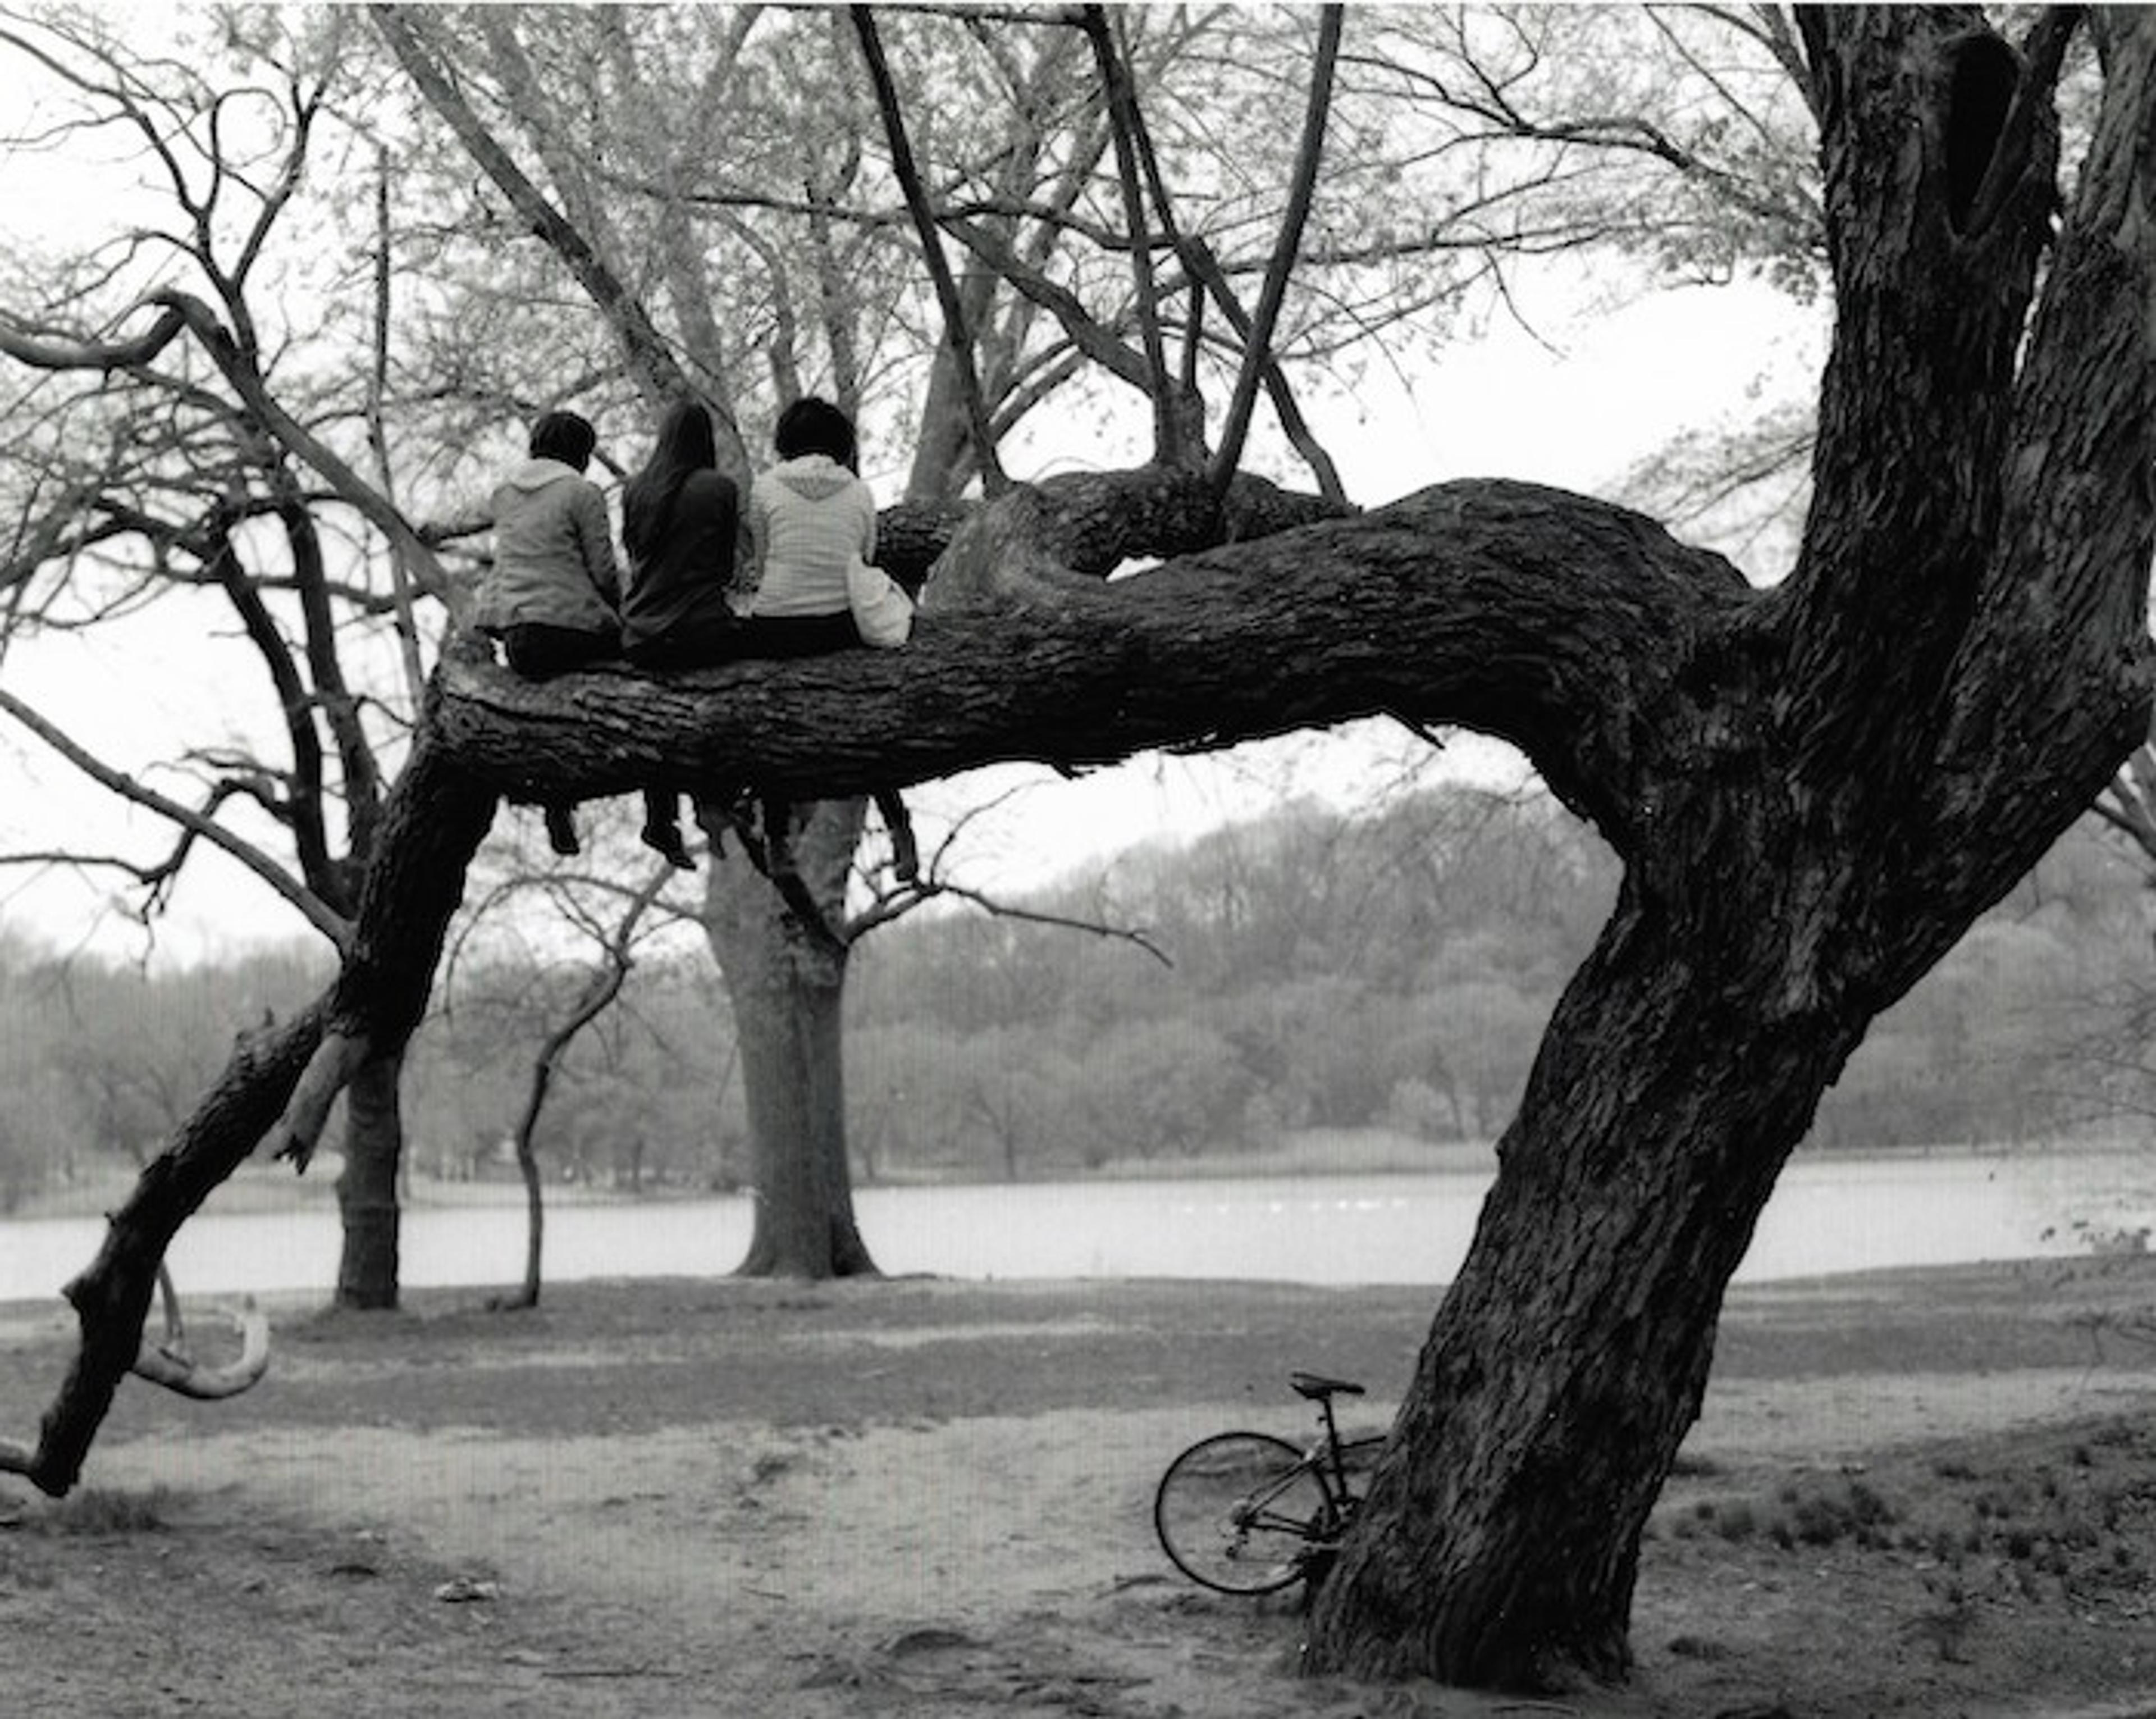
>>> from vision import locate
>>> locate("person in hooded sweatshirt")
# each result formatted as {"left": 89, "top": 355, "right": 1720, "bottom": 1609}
{"left": 482, "top": 409, "right": 620, "bottom": 852}
{"left": 733, "top": 396, "right": 920, "bottom": 885}
{"left": 482, "top": 409, "right": 622, "bottom": 678}
{"left": 738, "top": 396, "right": 879, "bottom": 656}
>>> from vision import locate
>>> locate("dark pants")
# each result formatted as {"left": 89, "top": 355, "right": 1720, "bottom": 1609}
{"left": 733, "top": 612, "right": 862, "bottom": 658}
{"left": 630, "top": 612, "right": 863, "bottom": 864}
{"left": 623, "top": 618, "right": 739, "bottom": 860}
{"left": 623, "top": 610, "right": 862, "bottom": 671}
{"left": 502, "top": 622, "right": 618, "bottom": 680}
{"left": 499, "top": 624, "right": 656, "bottom": 855}
{"left": 623, "top": 615, "right": 740, "bottom": 673}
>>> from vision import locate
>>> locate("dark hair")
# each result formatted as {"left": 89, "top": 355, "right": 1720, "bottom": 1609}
{"left": 528, "top": 410, "right": 597, "bottom": 470}
{"left": 623, "top": 400, "right": 718, "bottom": 561}
{"left": 773, "top": 396, "right": 856, "bottom": 468}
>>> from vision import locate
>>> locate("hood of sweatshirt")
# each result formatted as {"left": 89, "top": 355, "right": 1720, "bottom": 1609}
{"left": 771, "top": 455, "right": 855, "bottom": 503}
{"left": 500, "top": 457, "right": 583, "bottom": 494}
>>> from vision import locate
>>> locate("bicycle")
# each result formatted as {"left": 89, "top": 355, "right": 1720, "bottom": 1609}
{"left": 1153, "top": 1370, "right": 1386, "bottom": 1595}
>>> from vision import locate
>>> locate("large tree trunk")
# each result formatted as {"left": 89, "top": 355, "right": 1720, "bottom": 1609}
{"left": 701, "top": 796, "right": 877, "bottom": 1278}
{"left": 1304, "top": 8, "right": 2156, "bottom": 1689}
{"left": 332, "top": 1050, "right": 404, "bottom": 1310}
{"left": 1302, "top": 864, "right": 1871, "bottom": 1682}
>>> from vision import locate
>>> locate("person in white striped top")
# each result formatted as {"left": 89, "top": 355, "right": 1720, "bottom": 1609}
{"left": 739, "top": 396, "right": 879, "bottom": 656}
{"left": 737, "top": 398, "right": 920, "bottom": 891}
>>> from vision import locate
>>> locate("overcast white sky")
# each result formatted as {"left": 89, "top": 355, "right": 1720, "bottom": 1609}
{"left": 0, "top": 2, "right": 1828, "bottom": 965}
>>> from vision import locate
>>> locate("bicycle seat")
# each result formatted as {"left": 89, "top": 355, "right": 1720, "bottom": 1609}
{"left": 1289, "top": 1371, "right": 1365, "bottom": 1401}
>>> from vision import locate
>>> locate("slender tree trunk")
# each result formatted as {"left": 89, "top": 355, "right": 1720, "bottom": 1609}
{"left": 510, "top": 1094, "right": 545, "bottom": 1310}
{"left": 334, "top": 1049, "right": 404, "bottom": 1310}
{"left": 700, "top": 797, "right": 878, "bottom": 1278}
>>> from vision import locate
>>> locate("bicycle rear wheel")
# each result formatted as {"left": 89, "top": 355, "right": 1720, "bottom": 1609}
{"left": 1154, "top": 1431, "right": 1332, "bottom": 1595}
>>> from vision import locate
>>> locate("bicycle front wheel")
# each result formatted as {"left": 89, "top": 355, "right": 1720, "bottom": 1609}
{"left": 1154, "top": 1431, "right": 1332, "bottom": 1595}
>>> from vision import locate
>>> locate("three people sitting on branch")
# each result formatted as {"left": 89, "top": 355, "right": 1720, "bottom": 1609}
{"left": 478, "top": 395, "right": 915, "bottom": 869}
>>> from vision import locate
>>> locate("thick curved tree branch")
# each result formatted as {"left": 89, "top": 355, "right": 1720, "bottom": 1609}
{"left": 437, "top": 474, "right": 1743, "bottom": 854}
{"left": 127, "top": 1295, "right": 271, "bottom": 1401}
{"left": 0, "top": 304, "right": 186, "bottom": 372}
{"left": 0, "top": 998, "right": 323, "bottom": 1494}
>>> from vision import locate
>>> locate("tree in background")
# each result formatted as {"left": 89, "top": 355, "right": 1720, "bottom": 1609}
{"left": 0, "top": 7, "right": 723, "bottom": 1305}
{"left": 363, "top": 1, "right": 1376, "bottom": 1275}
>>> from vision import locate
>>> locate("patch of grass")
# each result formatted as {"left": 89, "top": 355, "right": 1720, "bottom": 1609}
{"left": 25, "top": 1487, "right": 172, "bottom": 1538}
{"left": 1768, "top": 1476, "right": 1899, "bottom": 1550}
{"left": 1712, "top": 1501, "right": 1760, "bottom": 1542}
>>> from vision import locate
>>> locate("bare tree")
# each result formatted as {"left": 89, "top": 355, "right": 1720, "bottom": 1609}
{"left": 0, "top": 7, "right": 444, "bottom": 1308}
{"left": 366, "top": 2, "right": 1364, "bottom": 1275}
{"left": 471, "top": 856, "right": 679, "bottom": 1311}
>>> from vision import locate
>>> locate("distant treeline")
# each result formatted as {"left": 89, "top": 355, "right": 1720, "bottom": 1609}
{"left": 4, "top": 785, "right": 2150, "bottom": 1211}
{"left": 842, "top": 787, "right": 2151, "bottom": 1176}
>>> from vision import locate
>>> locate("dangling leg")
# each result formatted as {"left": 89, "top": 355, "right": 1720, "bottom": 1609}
{"left": 757, "top": 794, "right": 845, "bottom": 950}
{"left": 504, "top": 624, "right": 617, "bottom": 862}
{"left": 640, "top": 789, "right": 696, "bottom": 870}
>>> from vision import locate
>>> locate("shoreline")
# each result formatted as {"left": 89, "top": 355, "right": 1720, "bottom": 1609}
{"left": 7, "top": 1129, "right": 2144, "bottom": 1225}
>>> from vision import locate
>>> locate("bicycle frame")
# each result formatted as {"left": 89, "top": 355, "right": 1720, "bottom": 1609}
{"left": 1237, "top": 1405, "right": 1383, "bottom": 1548}
{"left": 1231, "top": 1448, "right": 1343, "bottom": 1540}
{"left": 1154, "top": 1371, "right": 1389, "bottom": 1595}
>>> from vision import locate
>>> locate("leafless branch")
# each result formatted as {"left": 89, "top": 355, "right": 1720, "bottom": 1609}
{"left": 1081, "top": 6, "right": 1184, "bottom": 466}
{"left": 0, "top": 684, "right": 349, "bottom": 943}
{"left": 850, "top": 3, "right": 1009, "bottom": 493}
{"left": 494, "top": 856, "right": 677, "bottom": 1308}
{"left": 852, "top": 874, "right": 1172, "bottom": 965}
{"left": 1209, "top": 5, "right": 1342, "bottom": 497}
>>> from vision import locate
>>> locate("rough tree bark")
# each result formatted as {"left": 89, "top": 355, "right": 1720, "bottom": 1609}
{"left": 3, "top": 692, "right": 498, "bottom": 1494}
{"left": 1299, "top": 6, "right": 2155, "bottom": 1689}
{"left": 332, "top": 1052, "right": 404, "bottom": 1310}
{"left": 700, "top": 796, "right": 878, "bottom": 1278}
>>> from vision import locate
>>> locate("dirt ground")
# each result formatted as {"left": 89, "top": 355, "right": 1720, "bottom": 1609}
{"left": 6, "top": 1258, "right": 2156, "bottom": 1718}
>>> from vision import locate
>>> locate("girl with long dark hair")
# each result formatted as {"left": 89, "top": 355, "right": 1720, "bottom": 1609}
{"left": 620, "top": 399, "right": 741, "bottom": 670}
{"left": 619, "top": 399, "right": 742, "bottom": 866}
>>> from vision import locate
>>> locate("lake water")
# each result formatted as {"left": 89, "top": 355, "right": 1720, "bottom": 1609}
{"left": 4, "top": 1146, "right": 2153, "bottom": 1305}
